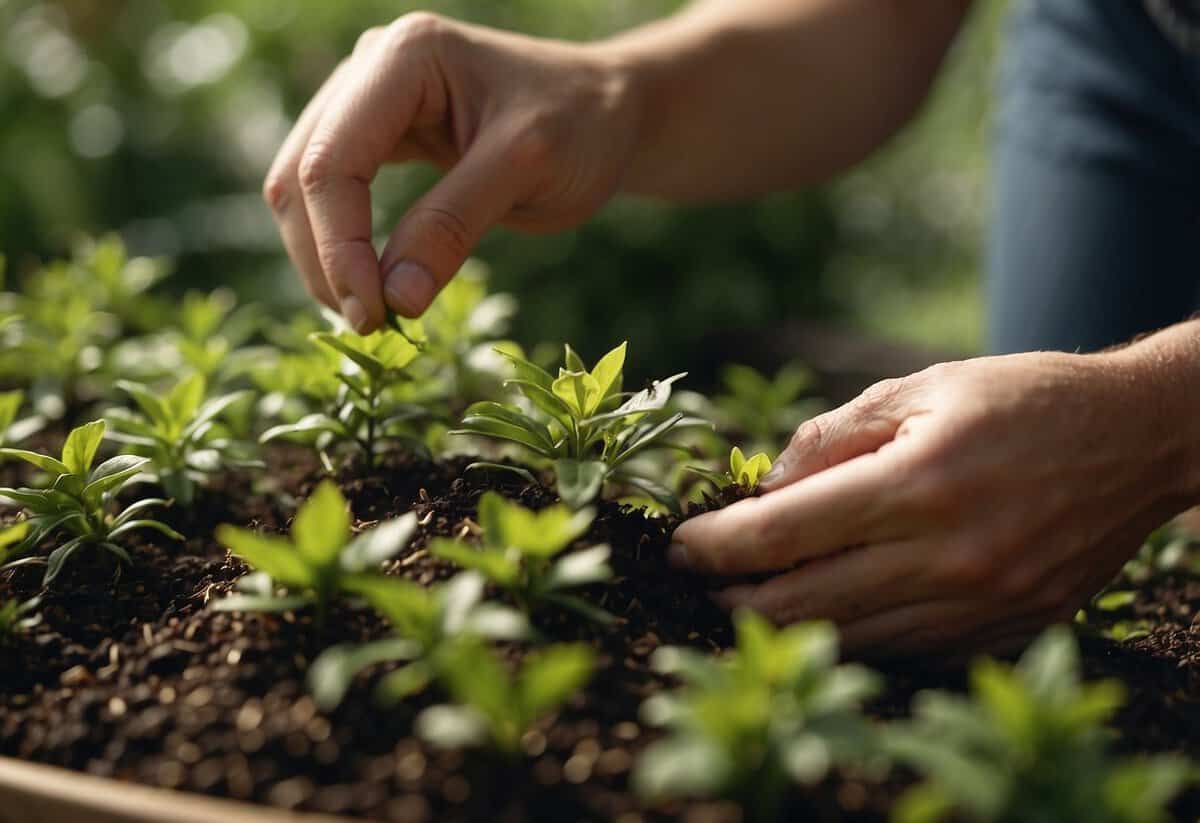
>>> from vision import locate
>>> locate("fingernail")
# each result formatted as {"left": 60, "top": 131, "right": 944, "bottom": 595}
{"left": 384, "top": 261, "right": 436, "bottom": 316}
{"left": 667, "top": 542, "right": 690, "bottom": 570}
{"left": 341, "top": 295, "right": 369, "bottom": 334}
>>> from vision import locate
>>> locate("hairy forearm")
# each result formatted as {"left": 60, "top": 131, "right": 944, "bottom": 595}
{"left": 589, "top": 0, "right": 972, "bottom": 200}
{"left": 1107, "top": 318, "right": 1200, "bottom": 505}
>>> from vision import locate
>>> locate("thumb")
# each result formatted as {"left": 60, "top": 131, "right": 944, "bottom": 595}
{"left": 380, "top": 131, "right": 533, "bottom": 317}
{"left": 759, "top": 378, "right": 911, "bottom": 492}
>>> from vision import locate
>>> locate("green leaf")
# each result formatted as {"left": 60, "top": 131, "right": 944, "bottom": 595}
{"left": 260, "top": 414, "right": 346, "bottom": 444}
{"left": 167, "top": 374, "right": 206, "bottom": 422}
{"left": 1093, "top": 590, "right": 1137, "bottom": 612}
{"left": 495, "top": 347, "right": 555, "bottom": 391}
{"left": 115, "top": 381, "right": 173, "bottom": 430}
{"left": 84, "top": 455, "right": 150, "bottom": 500}
{"left": 589, "top": 341, "right": 626, "bottom": 404}
{"left": 552, "top": 369, "right": 601, "bottom": 419}
{"left": 217, "top": 524, "right": 316, "bottom": 588}
{"left": 478, "top": 492, "right": 594, "bottom": 557}
{"left": 0, "top": 448, "right": 70, "bottom": 477}
{"left": 0, "top": 391, "right": 21, "bottom": 440}
{"left": 107, "top": 519, "right": 184, "bottom": 542}
{"left": 61, "top": 420, "right": 106, "bottom": 477}
{"left": 415, "top": 704, "right": 489, "bottom": 749}
{"left": 43, "top": 536, "right": 91, "bottom": 584}
{"left": 308, "top": 638, "right": 421, "bottom": 710}
{"left": 0, "top": 521, "right": 29, "bottom": 553}
{"left": 554, "top": 459, "right": 607, "bottom": 509}
{"left": 452, "top": 415, "right": 556, "bottom": 458}
{"left": 459, "top": 402, "right": 556, "bottom": 452}
{"left": 519, "top": 644, "right": 594, "bottom": 719}
{"left": 429, "top": 538, "right": 520, "bottom": 587}
{"left": 311, "top": 331, "right": 384, "bottom": 379}
{"left": 212, "top": 593, "right": 314, "bottom": 614}
{"left": 891, "top": 783, "right": 957, "bottom": 823}
{"left": 343, "top": 574, "right": 439, "bottom": 641}
{"left": 584, "top": 373, "right": 687, "bottom": 424}
{"left": 563, "top": 343, "right": 587, "bottom": 373}
{"left": 112, "top": 498, "right": 171, "bottom": 527}
{"left": 633, "top": 736, "right": 731, "bottom": 800}
{"left": 340, "top": 513, "right": 417, "bottom": 572}
{"left": 291, "top": 480, "right": 351, "bottom": 566}
{"left": 374, "top": 661, "right": 435, "bottom": 705}
{"left": 545, "top": 545, "right": 612, "bottom": 590}
{"left": 184, "top": 390, "right": 251, "bottom": 439}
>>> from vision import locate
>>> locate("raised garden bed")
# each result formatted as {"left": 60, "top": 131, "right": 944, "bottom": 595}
{"left": 3, "top": 239, "right": 1200, "bottom": 822}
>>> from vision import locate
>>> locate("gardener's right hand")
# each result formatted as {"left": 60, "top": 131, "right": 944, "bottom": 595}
{"left": 263, "top": 13, "right": 640, "bottom": 333}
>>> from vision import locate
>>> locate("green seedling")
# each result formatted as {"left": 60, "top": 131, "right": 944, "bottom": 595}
{"left": 0, "top": 594, "right": 41, "bottom": 641}
{"left": 634, "top": 610, "right": 882, "bottom": 821}
{"left": 105, "top": 374, "right": 258, "bottom": 505}
{"left": 711, "top": 362, "right": 821, "bottom": 454}
{"left": 453, "top": 341, "right": 705, "bottom": 509}
{"left": 686, "top": 446, "right": 774, "bottom": 491}
{"left": 430, "top": 491, "right": 613, "bottom": 623}
{"left": 885, "top": 625, "right": 1194, "bottom": 823}
{"left": 260, "top": 328, "right": 426, "bottom": 469}
{"left": 416, "top": 638, "right": 595, "bottom": 754}
{"left": 0, "top": 390, "right": 43, "bottom": 447}
{"left": 0, "top": 420, "right": 182, "bottom": 584}
{"left": 308, "top": 571, "right": 530, "bottom": 710}
{"left": 214, "top": 480, "right": 416, "bottom": 623}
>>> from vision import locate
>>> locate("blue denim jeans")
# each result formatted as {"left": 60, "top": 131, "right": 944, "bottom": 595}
{"left": 987, "top": 0, "right": 1200, "bottom": 354}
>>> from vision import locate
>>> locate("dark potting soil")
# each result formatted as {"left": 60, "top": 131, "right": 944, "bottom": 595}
{"left": 2, "top": 447, "right": 1200, "bottom": 822}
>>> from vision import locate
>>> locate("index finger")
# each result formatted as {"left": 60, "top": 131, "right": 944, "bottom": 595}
{"left": 669, "top": 451, "right": 909, "bottom": 576}
{"left": 298, "top": 21, "right": 434, "bottom": 331}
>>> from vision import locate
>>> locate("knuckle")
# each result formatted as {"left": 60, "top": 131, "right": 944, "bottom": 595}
{"left": 261, "top": 170, "right": 292, "bottom": 214}
{"left": 412, "top": 206, "right": 472, "bottom": 260}
{"left": 788, "top": 417, "right": 825, "bottom": 455}
{"left": 387, "top": 11, "right": 446, "bottom": 52}
{"left": 859, "top": 376, "right": 906, "bottom": 409}
{"left": 508, "top": 115, "right": 558, "bottom": 170}
{"left": 936, "top": 537, "right": 997, "bottom": 590}
{"left": 355, "top": 25, "right": 385, "bottom": 53}
{"left": 298, "top": 142, "right": 337, "bottom": 192}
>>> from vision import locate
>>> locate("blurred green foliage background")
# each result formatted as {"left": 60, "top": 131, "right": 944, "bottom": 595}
{"left": 0, "top": 0, "right": 1005, "bottom": 373}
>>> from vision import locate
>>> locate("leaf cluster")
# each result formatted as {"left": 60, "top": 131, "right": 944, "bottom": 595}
{"left": 634, "top": 610, "right": 881, "bottom": 818}
{"left": 0, "top": 421, "right": 181, "bottom": 584}
{"left": 416, "top": 639, "right": 595, "bottom": 754}
{"left": 687, "top": 446, "right": 774, "bottom": 491}
{"left": 214, "top": 480, "right": 417, "bottom": 623}
{"left": 106, "top": 374, "right": 258, "bottom": 504}
{"left": 260, "top": 328, "right": 426, "bottom": 468}
{"left": 430, "top": 491, "right": 613, "bottom": 623}
{"left": 885, "top": 626, "right": 1194, "bottom": 823}
{"left": 454, "top": 341, "right": 704, "bottom": 509}
{"left": 308, "top": 571, "right": 529, "bottom": 710}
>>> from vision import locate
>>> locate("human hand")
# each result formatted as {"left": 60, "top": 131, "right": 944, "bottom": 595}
{"left": 669, "top": 350, "right": 1200, "bottom": 658}
{"left": 263, "top": 13, "right": 639, "bottom": 332}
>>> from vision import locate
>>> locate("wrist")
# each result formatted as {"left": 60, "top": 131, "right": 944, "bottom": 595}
{"left": 1101, "top": 319, "right": 1200, "bottom": 504}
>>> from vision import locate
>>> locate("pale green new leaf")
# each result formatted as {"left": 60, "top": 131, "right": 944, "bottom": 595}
{"left": 291, "top": 480, "right": 351, "bottom": 566}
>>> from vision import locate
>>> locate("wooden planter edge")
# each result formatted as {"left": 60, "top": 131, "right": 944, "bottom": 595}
{"left": 0, "top": 756, "right": 355, "bottom": 823}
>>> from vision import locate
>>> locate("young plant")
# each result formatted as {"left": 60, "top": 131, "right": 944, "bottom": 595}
{"left": 454, "top": 341, "right": 704, "bottom": 509}
{"left": 105, "top": 374, "right": 257, "bottom": 504}
{"left": 307, "top": 571, "right": 529, "bottom": 711}
{"left": 884, "top": 626, "right": 1194, "bottom": 823}
{"left": 0, "top": 421, "right": 182, "bottom": 584}
{"left": 0, "top": 390, "right": 43, "bottom": 447}
{"left": 260, "top": 328, "right": 426, "bottom": 469}
{"left": 214, "top": 480, "right": 416, "bottom": 623}
{"left": 634, "top": 610, "right": 882, "bottom": 821}
{"left": 686, "top": 446, "right": 774, "bottom": 491}
{"left": 416, "top": 638, "right": 594, "bottom": 754}
{"left": 430, "top": 491, "right": 613, "bottom": 623}
{"left": 392, "top": 260, "right": 518, "bottom": 403}
{"left": 710, "top": 362, "right": 821, "bottom": 454}
{"left": 0, "top": 596, "right": 41, "bottom": 639}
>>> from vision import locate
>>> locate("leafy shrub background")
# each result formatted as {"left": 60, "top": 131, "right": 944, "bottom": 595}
{"left": 0, "top": 0, "right": 1004, "bottom": 372}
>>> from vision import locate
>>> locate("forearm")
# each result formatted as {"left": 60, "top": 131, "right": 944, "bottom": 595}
{"left": 1106, "top": 318, "right": 1200, "bottom": 505}
{"left": 590, "top": 0, "right": 972, "bottom": 200}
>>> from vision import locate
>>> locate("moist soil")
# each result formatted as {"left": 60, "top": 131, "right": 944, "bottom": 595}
{"left": 2, "top": 446, "right": 1200, "bottom": 822}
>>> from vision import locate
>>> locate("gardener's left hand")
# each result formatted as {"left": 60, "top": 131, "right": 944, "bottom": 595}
{"left": 669, "top": 345, "right": 1200, "bottom": 658}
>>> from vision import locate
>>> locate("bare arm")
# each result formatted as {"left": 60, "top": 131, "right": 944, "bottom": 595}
{"left": 606, "top": 0, "right": 974, "bottom": 200}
